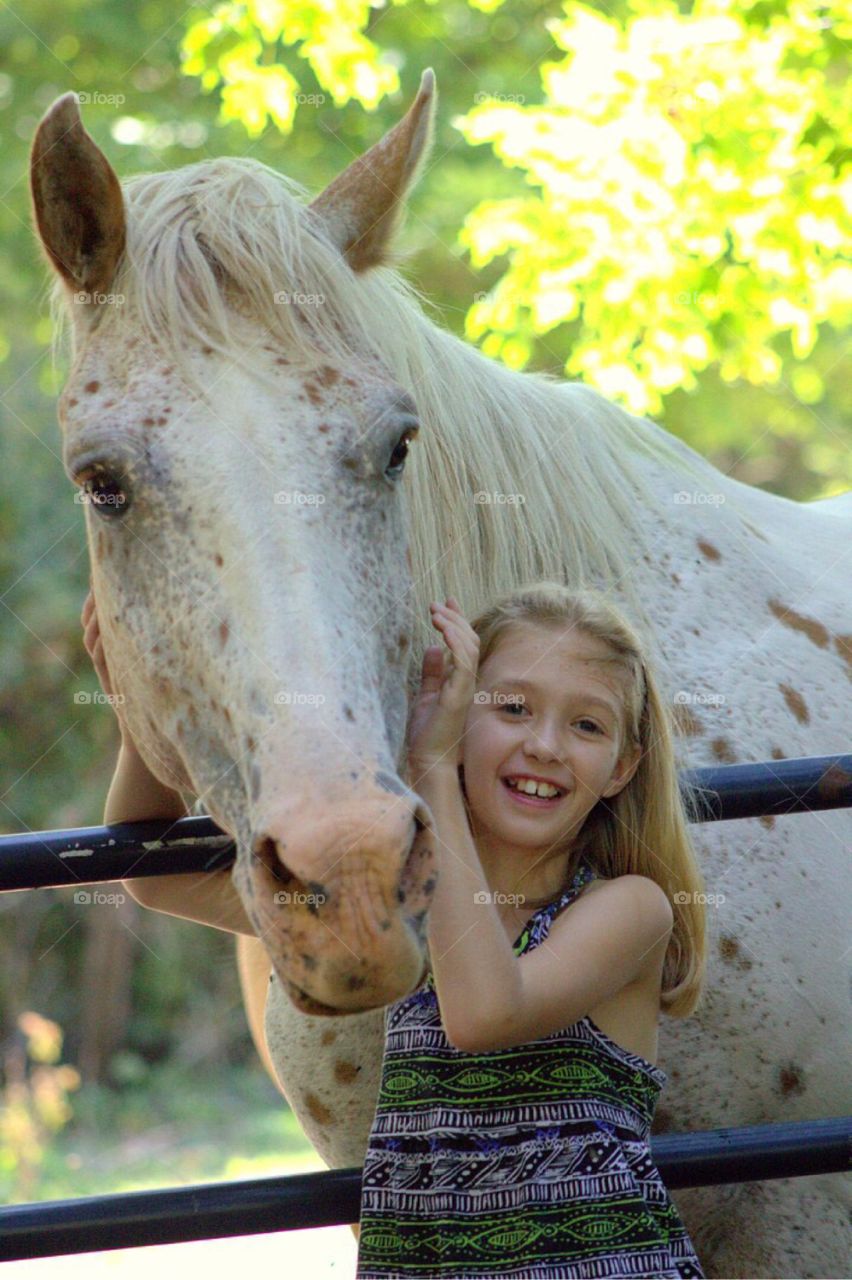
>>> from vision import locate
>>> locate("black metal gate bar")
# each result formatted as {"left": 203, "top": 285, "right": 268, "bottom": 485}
{"left": 679, "top": 753, "right": 852, "bottom": 822}
{"left": 0, "top": 1118, "right": 848, "bottom": 1261}
{"left": 0, "top": 755, "right": 849, "bottom": 893}
{"left": 0, "top": 816, "right": 235, "bottom": 892}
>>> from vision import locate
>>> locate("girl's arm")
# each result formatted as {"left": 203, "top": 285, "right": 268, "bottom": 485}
{"left": 111, "top": 737, "right": 256, "bottom": 938}
{"left": 420, "top": 763, "right": 673, "bottom": 1054}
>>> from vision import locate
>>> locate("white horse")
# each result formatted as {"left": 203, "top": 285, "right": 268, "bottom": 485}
{"left": 30, "top": 73, "right": 850, "bottom": 1278}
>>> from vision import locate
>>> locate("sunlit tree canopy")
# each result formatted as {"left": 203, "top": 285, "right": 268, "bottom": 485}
{"left": 455, "top": 0, "right": 851, "bottom": 413}
{"left": 182, "top": 0, "right": 402, "bottom": 132}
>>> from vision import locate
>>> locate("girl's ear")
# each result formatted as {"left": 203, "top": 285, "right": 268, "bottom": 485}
{"left": 601, "top": 743, "right": 641, "bottom": 799}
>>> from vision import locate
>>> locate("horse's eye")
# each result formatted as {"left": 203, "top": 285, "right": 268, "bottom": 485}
{"left": 78, "top": 468, "right": 131, "bottom": 518}
{"left": 385, "top": 420, "right": 419, "bottom": 480}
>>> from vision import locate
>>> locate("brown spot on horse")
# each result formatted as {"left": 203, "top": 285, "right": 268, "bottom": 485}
{"left": 84, "top": 380, "right": 100, "bottom": 394}
{"left": 719, "top": 934, "right": 752, "bottom": 970}
{"left": 334, "top": 1060, "right": 360, "bottom": 1084}
{"left": 779, "top": 683, "right": 809, "bottom": 724}
{"left": 304, "top": 1091, "right": 335, "bottom": 1126}
{"left": 697, "top": 539, "right": 720, "bottom": 561}
{"left": 767, "top": 599, "right": 830, "bottom": 648}
{"left": 710, "top": 737, "right": 736, "bottom": 763}
{"left": 777, "top": 1063, "right": 806, "bottom": 1097}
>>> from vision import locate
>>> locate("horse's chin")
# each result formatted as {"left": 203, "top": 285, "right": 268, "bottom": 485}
{"left": 278, "top": 974, "right": 368, "bottom": 1018}
{"left": 275, "top": 934, "right": 430, "bottom": 1017}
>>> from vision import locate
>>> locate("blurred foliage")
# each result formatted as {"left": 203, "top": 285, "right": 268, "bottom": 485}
{"left": 0, "top": 0, "right": 849, "bottom": 1109}
{"left": 182, "top": 0, "right": 401, "bottom": 131}
{"left": 1, "top": 1057, "right": 312, "bottom": 1202}
{"left": 0, "top": 1011, "right": 80, "bottom": 1201}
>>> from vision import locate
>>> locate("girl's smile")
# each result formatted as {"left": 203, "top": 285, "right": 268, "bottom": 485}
{"left": 500, "top": 775, "right": 568, "bottom": 809}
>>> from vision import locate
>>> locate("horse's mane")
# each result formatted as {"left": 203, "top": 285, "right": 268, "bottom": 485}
{"left": 50, "top": 154, "right": 740, "bottom": 693}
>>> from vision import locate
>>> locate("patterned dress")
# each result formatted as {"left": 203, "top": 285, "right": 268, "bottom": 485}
{"left": 356, "top": 856, "right": 704, "bottom": 1279}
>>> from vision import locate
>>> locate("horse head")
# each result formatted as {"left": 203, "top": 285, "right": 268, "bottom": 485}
{"left": 30, "top": 72, "right": 440, "bottom": 1015}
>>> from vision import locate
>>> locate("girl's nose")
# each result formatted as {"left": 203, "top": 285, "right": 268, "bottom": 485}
{"left": 525, "top": 743, "right": 562, "bottom": 763}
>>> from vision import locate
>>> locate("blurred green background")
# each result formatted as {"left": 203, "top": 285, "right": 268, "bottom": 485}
{"left": 0, "top": 0, "right": 848, "bottom": 1204}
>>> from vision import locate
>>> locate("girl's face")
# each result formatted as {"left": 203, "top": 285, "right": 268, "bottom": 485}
{"left": 459, "top": 623, "right": 641, "bottom": 869}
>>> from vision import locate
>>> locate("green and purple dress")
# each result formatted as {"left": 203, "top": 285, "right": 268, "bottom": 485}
{"left": 356, "top": 857, "right": 704, "bottom": 1279}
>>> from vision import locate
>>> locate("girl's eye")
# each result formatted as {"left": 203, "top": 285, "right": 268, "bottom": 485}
{"left": 498, "top": 703, "right": 602, "bottom": 734}
{"left": 577, "top": 719, "right": 603, "bottom": 734}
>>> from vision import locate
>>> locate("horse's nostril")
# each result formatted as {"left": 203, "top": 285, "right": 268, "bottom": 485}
{"left": 253, "top": 835, "right": 298, "bottom": 887}
{"left": 252, "top": 835, "right": 327, "bottom": 916}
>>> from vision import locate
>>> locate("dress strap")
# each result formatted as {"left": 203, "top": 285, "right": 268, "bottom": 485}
{"left": 512, "top": 856, "right": 598, "bottom": 955}
{"left": 547, "top": 855, "right": 598, "bottom": 918}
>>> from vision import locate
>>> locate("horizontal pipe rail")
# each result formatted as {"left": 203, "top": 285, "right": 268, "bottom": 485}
{"left": 679, "top": 753, "right": 852, "bottom": 822}
{"left": 0, "top": 755, "right": 849, "bottom": 893}
{"left": 0, "top": 1117, "right": 848, "bottom": 1260}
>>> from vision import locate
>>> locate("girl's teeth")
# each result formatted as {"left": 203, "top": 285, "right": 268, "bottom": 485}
{"left": 506, "top": 778, "right": 562, "bottom": 799}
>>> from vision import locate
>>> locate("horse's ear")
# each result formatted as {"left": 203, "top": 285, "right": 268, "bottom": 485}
{"left": 30, "top": 93, "right": 125, "bottom": 298}
{"left": 308, "top": 69, "right": 436, "bottom": 272}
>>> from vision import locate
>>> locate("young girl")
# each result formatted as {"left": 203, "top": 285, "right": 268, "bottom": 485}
{"left": 355, "top": 582, "right": 707, "bottom": 1280}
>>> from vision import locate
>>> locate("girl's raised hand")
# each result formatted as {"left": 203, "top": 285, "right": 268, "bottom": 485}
{"left": 407, "top": 596, "right": 480, "bottom": 780}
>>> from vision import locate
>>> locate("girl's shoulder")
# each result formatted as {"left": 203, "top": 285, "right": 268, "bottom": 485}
{"left": 574, "top": 872, "right": 673, "bottom": 926}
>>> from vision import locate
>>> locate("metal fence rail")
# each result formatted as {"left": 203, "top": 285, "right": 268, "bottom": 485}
{"left": 0, "top": 755, "right": 850, "bottom": 892}
{"left": 0, "top": 1118, "right": 849, "bottom": 1261}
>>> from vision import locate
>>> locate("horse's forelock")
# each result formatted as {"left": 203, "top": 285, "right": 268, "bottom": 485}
{"left": 116, "top": 158, "right": 352, "bottom": 382}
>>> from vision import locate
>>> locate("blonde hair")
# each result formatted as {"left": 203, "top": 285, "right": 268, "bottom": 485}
{"left": 466, "top": 580, "right": 707, "bottom": 1019}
